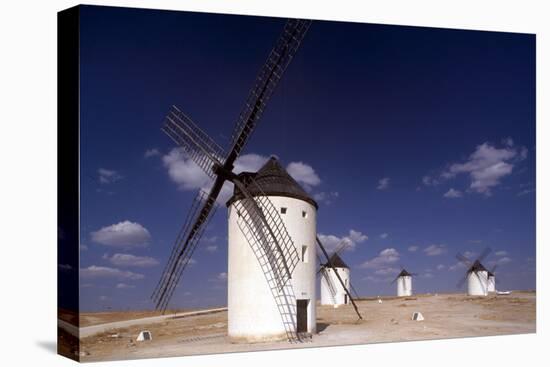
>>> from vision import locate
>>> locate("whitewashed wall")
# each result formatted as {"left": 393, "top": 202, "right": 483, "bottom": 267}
{"left": 227, "top": 196, "right": 317, "bottom": 342}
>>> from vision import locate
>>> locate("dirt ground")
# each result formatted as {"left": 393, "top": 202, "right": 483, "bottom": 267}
{"left": 77, "top": 291, "right": 535, "bottom": 362}
{"left": 79, "top": 309, "right": 196, "bottom": 327}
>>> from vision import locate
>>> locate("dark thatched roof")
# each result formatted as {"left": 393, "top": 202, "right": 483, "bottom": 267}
{"left": 226, "top": 157, "right": 318, "bottom": 209}
{"left": 325, "top": 252, "right": 349, "bottom": 269}
{"left": 468, "top": 260, "right": 488, "bottom": 273}
{"left": 397, "top": 269, "right": 412, "bottom": 277}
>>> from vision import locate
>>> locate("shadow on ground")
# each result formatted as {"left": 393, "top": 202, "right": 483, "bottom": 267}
{"left": 36, "top": 340, "right": 57, "bottom": 354}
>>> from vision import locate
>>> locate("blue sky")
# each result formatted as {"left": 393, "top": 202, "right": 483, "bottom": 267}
{"left": 74, "top": 6, "right": 535, "bottom": 312}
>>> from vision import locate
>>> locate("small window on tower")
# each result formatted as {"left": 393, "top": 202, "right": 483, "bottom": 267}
{"left": 302, "top": 210, "right": 308, "bottom": 218}
{"left": 281, "top": 207, "right": 287, "bottom": 214}
{"left": 301, "top": 245, "right": 308, "bottom": 263}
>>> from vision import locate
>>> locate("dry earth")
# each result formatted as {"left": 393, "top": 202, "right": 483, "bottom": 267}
{"left": 74, "top": 291, "right": 535, "bottom": 362}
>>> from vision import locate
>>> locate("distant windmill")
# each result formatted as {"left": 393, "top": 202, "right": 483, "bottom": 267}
{"left": 455, "top": 248, "right": 492, "bottom": 296}
{"left": 391, "top": 267, "right": 417, "bottom": 297}
{"left": 487, "top": 265, "right": 498, "bottom": 293}
{"left": 151, "top": 19, "right": 312, "bottom": 343}
{"left": 316, "top": 239, "right": 362, "bottom": 318}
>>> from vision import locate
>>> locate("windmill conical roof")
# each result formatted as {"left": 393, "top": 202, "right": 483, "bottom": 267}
{"left": 398, "top": 269, "right": 412, "bottom": 277}
{"left": 469, "top": 260, "right": 488, "bottom": 273}
{"left": 226, "top": 157, "right": 318, "bottom": 209}
{"left": 324, "top": 252, "right": 349, "bottom": 269}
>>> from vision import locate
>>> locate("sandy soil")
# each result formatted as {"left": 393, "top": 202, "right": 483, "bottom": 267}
{"left": 77, "top": 291, "right": 535, "bottom": 362}
{"left": 79, "top": 309, "right": 197, "bottom": 327}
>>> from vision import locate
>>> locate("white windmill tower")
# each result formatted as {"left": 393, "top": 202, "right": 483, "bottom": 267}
{"left": 392, "top": 268, "right": 416, "bottom": 297}
{"left": 455, "top": 248, "right": 492, "bottom": 296}
{"left": 151, "top": 19, "right": 314, "bottom": 343}
{"left": 319, "top": 251, "right": 351, "bottom": 306}
{"left": 226, "top": 157, "right": 319, "bottom": 342}
{"left": 487, "top": 265, "right": 497, "bottom": 293}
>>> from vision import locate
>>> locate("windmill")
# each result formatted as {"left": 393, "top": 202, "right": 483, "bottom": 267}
{"left": 455, "top": 247, "right": 492, "bottom": 296}
{"left": 487, "top": 265, "right": 498, "bottom": 293}
{"left": 316, "top": 238, "right": 363, "bottom": 318}
{"left": 390, "top": 267, "right": 417, "bottom": 297}
{"left": 151, "top": 19, "right": 312, "bottom": 342}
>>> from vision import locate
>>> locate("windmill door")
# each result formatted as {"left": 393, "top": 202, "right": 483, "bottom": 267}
{"left": 297, "top": 299, "right": 308, "bottom": 333}
{"left": 344, "top": 295, "right": 348, "bottom": 304}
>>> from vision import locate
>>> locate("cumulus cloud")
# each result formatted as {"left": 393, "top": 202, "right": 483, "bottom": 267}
{"left": 360, "top": 248, "right": 400, "bottom": 269}
{"left": 408, "top": 245, "right": 419, "bottom": 252}
{"left": 444, "top": 188, "right": 463, "bottom": 198}
{"left": 449, "top": 262, "right": 467, "bottom": 271}
{"left": 442, "top": 142, "right": 526, "bottom": 195}
{"left": 313, "top": 191, "right": 339, "bottom": 205}
{"left": 144, "top": 148, "right": 160, "bottom": 158}
{"left": 488, "top": 257, "right": 512, "bottom": 267}
{"left": 495, "top": 250, "right": 508, "bottom": 257}
{"left": 374, "top": 267, "right": 399, "bottom": 275}
{"left": 205, "top": 245, "right": 218, "bottom": 253}
{"left": 436, "top": 264, "right": 446, "bottom": 270}
{"left": 380, "top": 233, "right": 389, "bottom": 239}
{"left": 80, "top": 265, "right": 144, "bottom": 280}
{"left": 286, "top": 162, "right": 321, "bottom": 188}
{"left": 423, "top": 244, "right": 447, "bottom": 256}
{"left": 318, "top": 229, "right": 368, "bottom": 253}
{"left": 91, "top": 221, "right": 151, "bottom": 247}
{"left": 104, "top": 253, "right": 159, "bottom": 267}
{"left": 422, "top": 175, "right": 439, "bottom": 187}
{"left": 98, "top": 168, "right": 123, "bottom": 184}
{"left": 209, "top": 272, "right": 227, "bottom": 282}
{"left": 116, "top": 283, "right": 136, "bottom": 289}
{"left": 162, "top": 151, "right": 270, "bottom": 203}
{"left": 377, "top": 177, "right": 390, "bottom": 190}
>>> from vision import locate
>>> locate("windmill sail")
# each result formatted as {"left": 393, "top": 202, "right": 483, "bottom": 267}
{"left": 162, "top": 105, "right": 226, "bottom": 179}
{"left": 152, "top": 188, "right": 220, "bottom": 311}
{"left": 152, "top": 18, "right": 313, "bottom": 336}
{"left": 226, "top": 19, "right": 312, "bottom": 164}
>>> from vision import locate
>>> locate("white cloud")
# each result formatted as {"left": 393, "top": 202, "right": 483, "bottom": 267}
{"left": 423, "top": 244, "right": 447, "bottom": 256}
{"left": 489, "top": 257, "right": 512, "bottom": 267}
{"left": 104, "top": 253, "right": 159, "bottom": 267}
{"left": 162, "top": 150, "right": 269, "bottom": 203}
{"left": 442, "top": 142, "right": 524, "bottom": 195}
{"left": 408, "top": 245, "right": 419, "bottom": 252}
{"left": 80, "top": 265, "right": 144, "bottom": 280}
{"left": 318, "top": 229, "right": 368, "bottom": 253}
{"left": 503, "top": 137, "right": 514, "bottom": 147}
{"left": 144, "top": 148, "right": 161, "bottom": 158}
{"left": 422, "top": 175, "right": 439, "bottom": 186}
{"left": 209, "top": 272, "right": 227, "bottom": 282}
{"left": 313, "top": 191, "right": 339, "bottom": 205}
{"left": 449, "top": 262, "right": 466, "bottom": 271}
{"left": 495, "top": 250, "right": 508, "bottom": 257}
{"left": 80, "top": 243, "right": 88, "bottom": 251}
{"left": 99, "top": 295, "right": 109, "bottom": 301}
{"left": 360, "top": 248, "right": 400, "bottom": 269}
{"left": 91, "top": 221, "right": 151, "bottom": 247}
{"left": 374, "top": 267, "right": 399, "bottom": 275}
{"left": 116, "top": 283, "right": 136, "bottom": 289}
{"left": 443, "top": 188, "right": 463, "bottom": 198}
{"left": 205, "top": 245, "right": 218, "bottom": 253}
{"left": 436, "top": 264, "right": 446, "bottom": 270}
{"left": 286, "top": 162, "right": 321, "bottom": 188}
{"left": 421, "top": 272, "right": 434, "bottom": 279}
{"left": 380, "top": 233, "right": 389, "bottom": 239}
{"left": 377, "top": 177, "right": 390, "bottom": 190}
{"left": 98, "top": 168, "right": 123, "bottom": 184}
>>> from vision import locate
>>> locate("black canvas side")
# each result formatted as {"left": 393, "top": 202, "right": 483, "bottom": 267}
{"left": 57, "top": 5, "right": 80, "bottom": 362}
